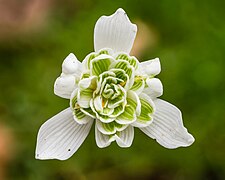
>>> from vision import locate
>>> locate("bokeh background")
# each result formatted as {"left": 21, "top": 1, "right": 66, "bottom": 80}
{"left": 0, "top": 0, "right": 225, "bottom": 179}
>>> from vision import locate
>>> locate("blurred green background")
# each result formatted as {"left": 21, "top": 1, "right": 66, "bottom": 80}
{"left": 0, "top": 0, "right": 225, "bottom": 179}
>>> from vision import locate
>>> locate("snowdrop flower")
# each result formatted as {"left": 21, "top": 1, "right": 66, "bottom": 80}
{"left": 35, "top": 8, "right": 194, "bottom": 160}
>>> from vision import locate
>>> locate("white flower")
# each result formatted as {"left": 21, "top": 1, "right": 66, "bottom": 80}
{"left": 35, "top": 8, "right": 194, "bottom": 160}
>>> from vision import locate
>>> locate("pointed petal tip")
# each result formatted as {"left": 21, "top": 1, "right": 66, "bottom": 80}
{"left": 67, "top": 53, "right": 76, "bottom": 58}
{"left": 186, "top": 133, "right": 195, "bottom": 146}
{"left": 174, "top": 133, "right": 195, "bottom": 148}
{"left": 116, "top": 8, "right": 125, "bottom": 14}
{"left": 62, "top": 53, "right": 82, "bottom": 75}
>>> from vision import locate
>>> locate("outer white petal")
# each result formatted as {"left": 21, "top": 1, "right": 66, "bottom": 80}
{"left": 54, "top": 74, "right": 76, "bottom": 99}
{"left": 35, "top": 108, "right": 93, "bottom": 160}
{"left": 143, "top": 78, "right": 163, "bottom": 99}
{"left": 140, "top": 99, "right": 195, "bottom": 149}
{"left": 138, "top": 58, "right": 161, "bottom": 76}
{"left": 114, "top": 126, "right": 134, "bottom": 147}
{"left": 94, "top": 8, "right": 137, "bottom": 53}
{"left": 62, "top": 53, "right": 82, "bottom": 75}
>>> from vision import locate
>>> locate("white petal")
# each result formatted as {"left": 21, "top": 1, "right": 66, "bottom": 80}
{"left": 77, "top": 90, "right": 92, "bottom": 109}
{"left": 140, "top": 99, "right": 195, "bottom": 149}
{"left": 95, "top": 124, "right": 112, "bottom": 148}
{"left": 79, "top": 76, "right": 97, "bottom": 90}
{"left": 143, "top": 78, "right": 163, "bottom": 99}
{"left": 93, "top": 95, "right": 103, "bottom": 112}
{"left": 114, "top": 126, "right": 134, "bottom": 147}
{"left": 62, "top": 53, "right": 82, "bottom": 75}
{"left": 94, "top": 8, "right": 137, "bottom": 53}
{"left": 138, "top": 58, "right": 161, "bottom": 76}
{"left": 35, "top": 108, "right": 93, "bottom": 160}
{"left": 54, "top": 74, "right": 76, "bottom": 99}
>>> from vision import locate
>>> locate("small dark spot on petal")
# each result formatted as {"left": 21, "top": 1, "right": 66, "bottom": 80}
{"left": 68, "top": 149, "right": 71, "bottom": 151}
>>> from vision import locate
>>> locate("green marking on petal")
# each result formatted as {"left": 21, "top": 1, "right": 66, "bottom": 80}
{"left": 87, "top": 53, "right": 97, "bottom": 69}
{"left": 108, "top": 95, "right": 123, "bottom": 108}
{"left": 80, "top": 88, "right": 93, "bottom": 96}
{"left": 78, "top": 77, "right": 97, "bottom": 108}
{"left": 115, "top": 122, "right": 123, "bottom": 129}
{"left": 96, "top": 71, "right": 115, "bottom": 94}
{"left": 98, "top": 114, "right": 115, "bottom": 123}
{"left": 81, "top": 73, "right": 90, "bottom": 79}
{"left": 96, "top": 120, "right": 116, "bottom": 135}
{"left": 114, "top": 60, "right": 134, "bottom": 78}
{"left": 102, "top": 84, "right": 114, "bottom": 98}
{"left": 127, "top": 90, "right": 141, "bottom": 116}
{"left": 74, "top": 108, "right": 86, "bottom": 119}
{"left": 78, "top": 88, "right": 93, "bottom": 108}
{"left": 98, "top": 49, "right": 109, "bottom": 55}
{"left": 102, "top": 122, "right": 115, "bottom": 132}
{"left": 110, "top": 84, "right": 121, "bottom": 99}
{"left": 100, "top": 76, "right": 117, "bottom": 95}
{"left": 91, "top": 58, "right": 111, "bottom": 76}
{"left": 111, "top": 69, "right": 127, "bottom": 81}
{"left": 114, "top": 122, "right": 128, "bottom": 132}
{"left": 116, "top": 105, "right": 136, "bottom": 124}
{"left": 109, "top": 105, "right": 124, "bottom": 117}
{"left": 129, "top": 57, "right": 138, "bottom": 70}
{"left": 71, "top": 93, "right": 77, "bottom": 108}
{"left": 102, "top": 107, "right": 113, "bottom": 115}
{"left": 130, "top": 76, "right": 145, "bottom": 94}
{"left": 71, "top": 90, "right": 92, "bottom": 122}
{"left": 116, "top": 54, "right": 129, "bottom": 60}
{"left": 116, "top": 53, "right": 138, "bottom": 70}
{"left": 80, "top": 107, "right": 96, "bottom": 118}
{"left": 99, "top": 71, "right": 116, "bottom": 81}
{"left": 127, "top": 98, "right": 137, "bottom": 110}
{"left": 97, "top": 121, "right": 127, "bottom": 135}
{"left": 138, "top": 97, "right": 154, "bottom": 121}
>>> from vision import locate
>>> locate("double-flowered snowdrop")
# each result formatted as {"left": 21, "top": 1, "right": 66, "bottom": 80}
{"left": 35, "top": 8, "right": 194, "bottom": 160}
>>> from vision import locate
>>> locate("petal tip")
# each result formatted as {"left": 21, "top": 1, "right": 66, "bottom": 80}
{"left": 154, "top": 57, "right": 160, "bottom": 61}
{"left": 116, "top": 8, "right": 126, "bottom": 14}
{"left": 67, "top": 53, "right": 76, "bottom": 58}
{"left": 186, "top": 133, "right": 195, "bottom": 145}
{"left": 62, "top": 53, "right": 81, "bottom": 75}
